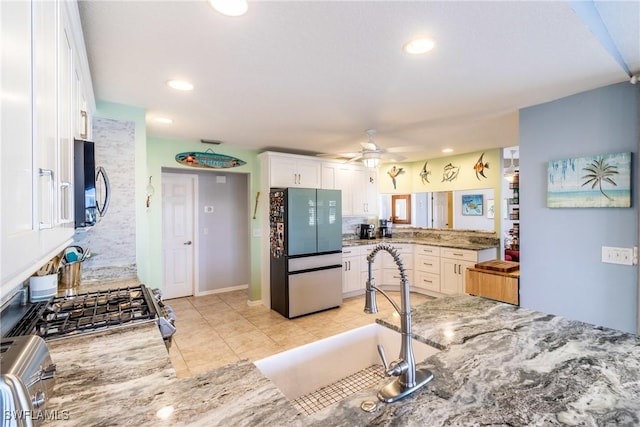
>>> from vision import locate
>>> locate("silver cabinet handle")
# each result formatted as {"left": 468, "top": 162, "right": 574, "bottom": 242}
{"left": 60, "top": 182, "right": 72, "bottom": 222}
{"left": 96, "top": 166, "right": 110, "bottom": 217}
{"left": 184, "top": 241, "right": 192, "bottom": 245}
{"left": 39, "top": 168, "right": 54, "bottom": 229}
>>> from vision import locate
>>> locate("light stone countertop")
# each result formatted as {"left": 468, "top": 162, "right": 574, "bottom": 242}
{"left": 42, "top": 295, "right": 640, "bottom": 426}
{"left": 343, "top": 237, "right": 499, "bottom": 251}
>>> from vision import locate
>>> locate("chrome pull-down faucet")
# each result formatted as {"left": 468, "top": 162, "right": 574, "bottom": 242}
{"left": 364, "top": 243, "right": 434, "bottom": 403}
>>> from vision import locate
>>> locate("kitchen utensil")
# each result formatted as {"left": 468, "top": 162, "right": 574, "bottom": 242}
{"left": 36, "top": 259, "right": 55, "bottom": 276}
{"left": 80, "top": 248, "right": 91, "bottom": 261}
{"left": 63, "top": 246, "right": 84, "bottom": 263}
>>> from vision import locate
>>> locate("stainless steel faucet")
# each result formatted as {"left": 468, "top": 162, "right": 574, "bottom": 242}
{"left": 364, "top": 243, "right": 434, "bottom": 403}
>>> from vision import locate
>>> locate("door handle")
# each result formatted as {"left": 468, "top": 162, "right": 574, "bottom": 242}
{"left": 184, "top": 241, "right": 192, "bottom": 245}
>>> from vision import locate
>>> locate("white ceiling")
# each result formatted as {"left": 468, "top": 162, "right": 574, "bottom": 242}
{"left": 78, "top": 0, "right": 639, "bottom": 163}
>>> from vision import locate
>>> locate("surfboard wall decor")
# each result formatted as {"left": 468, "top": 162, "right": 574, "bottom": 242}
{"left": 175, "top": 150, "right": 246, "bottom": 169}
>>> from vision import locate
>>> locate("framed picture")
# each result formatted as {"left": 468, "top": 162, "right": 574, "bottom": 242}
{"left": 461, "top": 194, "right": 483, "bottom": 216}
{"left": 547, "top": 152, "right": 632, "bottom": 208}
{"left": 486, "top": 199, "right": 495, "bottom": 219}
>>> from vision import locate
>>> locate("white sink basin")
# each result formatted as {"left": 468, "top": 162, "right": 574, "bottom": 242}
{"left": 254, "top": 323, "right": 439, "bottom": 400}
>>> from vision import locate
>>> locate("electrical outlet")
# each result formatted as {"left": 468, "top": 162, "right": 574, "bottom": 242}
{"left": 602, "top": 246, "right": 635, "bottom": 265}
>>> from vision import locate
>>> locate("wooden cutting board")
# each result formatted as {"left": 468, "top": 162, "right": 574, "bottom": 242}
{"left": 474, "top": 259, "right": 520, "bottom": 272}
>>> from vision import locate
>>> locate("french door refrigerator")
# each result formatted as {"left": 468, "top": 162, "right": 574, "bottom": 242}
{"left": 269, "top": 188, "right": 343, "bottom": 318}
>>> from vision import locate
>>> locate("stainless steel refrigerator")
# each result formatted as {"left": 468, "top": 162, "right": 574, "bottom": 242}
{"left": 269, "top": 188, "right": 343, "bottom": 318}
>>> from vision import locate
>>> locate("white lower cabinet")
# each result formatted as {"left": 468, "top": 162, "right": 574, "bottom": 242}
{"left": 342, "top": 247, "right": 362, "bottom": 294}
{"left": 379, "top": 244, "right": 413, "bottom": 288}
{"left": 344, "top": 243, "right": 497, "bottom": 298}
{"left": 414, "top": 245, "right": 441, "bottom": 293}
{"left": 440, "top": 248, "right": 496, "bottom": 295}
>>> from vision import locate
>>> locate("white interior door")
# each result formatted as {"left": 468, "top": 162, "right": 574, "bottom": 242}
{"left": 432, "top": 192, "right": 449, "bottom": 228}
{"left": 162, "top": 173, "right": 195, "bottom": 299}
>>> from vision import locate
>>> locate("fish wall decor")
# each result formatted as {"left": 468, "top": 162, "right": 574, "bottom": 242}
{"left": 441, "top": 163, "right": 460, "bottom": 182}
{"left": 387, "top": 165, "right": 405, "bottom": 189}
{"left": 175, "top": 149, "right": 246, "bottom": 169}
{"left": 419, "top": 161, "right": 431, "bottom": 184}
{"left": 473, "top": 152, "right": 489, "bottom": 180}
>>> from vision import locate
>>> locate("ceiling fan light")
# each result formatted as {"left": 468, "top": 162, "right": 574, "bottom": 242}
{"left": 209, "top": 0, "right": 248, "bottom": 17}
{"left": 362, "top": 151, "right": 381, "bottom": 168}
{"left": 363, "top": 158, "right": 379, "bottom": 168}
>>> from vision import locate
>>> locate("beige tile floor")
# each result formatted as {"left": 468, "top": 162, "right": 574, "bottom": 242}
{"left": 166, "top": 290, "right": 433, "bottom": 378}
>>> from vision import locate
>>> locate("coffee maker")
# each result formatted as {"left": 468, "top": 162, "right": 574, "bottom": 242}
{"left": 379, "top": 219, "right": 392, "bottom": 238}
{"left": 359, "top": 223, "right": 375, "bottom": 240}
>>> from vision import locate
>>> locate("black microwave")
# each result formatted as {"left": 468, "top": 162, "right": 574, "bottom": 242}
{"left": 74, "top": 139, "right": 109, "bottom": 228}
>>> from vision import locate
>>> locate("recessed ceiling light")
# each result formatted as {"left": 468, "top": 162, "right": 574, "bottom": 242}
{"left": 209, "top": 0, "right": 248, "bottom": 17}
{"left": 166, "top": 79, "right": 194, "bottom": 91}
{"left": 442, "top": 148, "right": 453, "bottom": 153}
{"left": 403, "top": 37, "right": 435, "bottom": 55}
{"left": 153, "top": 117, "right": 173, "bottom": 124}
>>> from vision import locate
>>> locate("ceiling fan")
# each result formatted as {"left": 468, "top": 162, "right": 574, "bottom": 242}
{"left": 320, "top": 129, "right": 407, "bottom": 168}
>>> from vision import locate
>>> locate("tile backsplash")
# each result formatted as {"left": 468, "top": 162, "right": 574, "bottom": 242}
{"left": 73, "top": 117, "right": 137, "bottom": 281}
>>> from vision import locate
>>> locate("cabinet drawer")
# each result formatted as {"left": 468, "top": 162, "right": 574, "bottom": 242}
{"left": 382, "top": 268, "right": 413, "bottom": 286}
{"left": 382, "top": 252, "right": 413, "bottom": 270}
{"left": 441, "top": 248, "right": 477, "bottom": 263}
{"left": 414, "top": 271, "right": 440, "bottom": 292}
{"left": 341, "top": 246, "right": 364, "bottom": 257}
{"left": 415, "top": 254, "right": 440, "bottom": 274}
{"left": 414, "top": 245, "right": 440, "bottom": 257}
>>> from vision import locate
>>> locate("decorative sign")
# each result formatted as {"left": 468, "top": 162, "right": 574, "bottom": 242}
{"left": 547, "top": 152, "right": 631, "bottom": 208}
{"left": 175, "top": 149, "right": 246, "bottom": 169}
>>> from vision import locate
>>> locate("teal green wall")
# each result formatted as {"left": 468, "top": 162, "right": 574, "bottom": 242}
{"left": 146, "top": 137, "right": 262, "bottom": 301}
{"left": 93, "top": 101, "right": 263, "bottom": 301}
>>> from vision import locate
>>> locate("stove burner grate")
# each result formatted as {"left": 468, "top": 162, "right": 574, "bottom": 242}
{"left": 35, "top": 286, "right": 157, "bottom": 339}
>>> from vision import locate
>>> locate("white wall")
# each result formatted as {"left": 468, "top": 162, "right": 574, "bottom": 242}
{"left": 520, "top": 82, "right": 639, "bottom": 334}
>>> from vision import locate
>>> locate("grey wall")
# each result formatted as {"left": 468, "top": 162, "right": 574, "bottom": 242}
{"left": 74, "top": 117, "right": 137, "bottom": 280}
{"left": 196, "top": 171, "right": 250, "bottom": 293}
{"left": 520, "top": 82, "right": 639, "bottom": 334}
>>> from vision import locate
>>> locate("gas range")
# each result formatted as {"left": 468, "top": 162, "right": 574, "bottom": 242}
{"left": 4, "top": 285, "right": 176, "bottom": 349}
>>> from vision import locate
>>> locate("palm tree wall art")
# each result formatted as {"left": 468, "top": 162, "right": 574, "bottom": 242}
{"left": 547, "top": 152, "right": 631, "bottom": 208}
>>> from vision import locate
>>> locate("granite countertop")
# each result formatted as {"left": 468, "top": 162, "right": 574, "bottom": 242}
{"left": 43, "top": 295, "right": 640, "bottom": 426}
{"left": 343, "top": 237, "right": 499, "bottom": 251}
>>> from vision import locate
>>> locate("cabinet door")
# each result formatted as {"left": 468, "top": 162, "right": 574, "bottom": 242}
{"left": 351, "top": 166, "right": 367, "bottom": 215}
{"left": 321, "top": 162, "right": 337, "bottom": 190}
{"left": 1, "top": 0, "right": 39, "bottom": 287}
{"left": 363, "top": 168, "right": 378, "bottom": 215}
{"left": 269, "top": 155, "right": 321, "bottom": 188}
{"left": 270, "top": 156, "right": 298, "bottom": 187}
{"left": 334, "top": 165, "right": 354, "bottom": 215}
{"left": 342, "top": 256, "right": 361, "bottom": 293}
{"left": 440, "top": 258, "right": 460, "bottom": 295}
{"left": 296, "top": 158, "right": 321, "bottom": 188}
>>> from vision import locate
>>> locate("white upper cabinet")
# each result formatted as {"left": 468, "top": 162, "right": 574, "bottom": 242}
{"left": 1, "top": 0, "right": 39, "bottom": 288}
{"left": 1, "top": 0, "right": 94, "bottom": 293}
{"left": 269, "top": 153, "right": 321, "bottom": 188}
{"left": 322, "top": 161, "right": 377, "bottom": 216}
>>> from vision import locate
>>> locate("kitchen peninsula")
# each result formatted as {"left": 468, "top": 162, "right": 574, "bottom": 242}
{"left": 42, "top": 294, "right": 640, "bottom": 426}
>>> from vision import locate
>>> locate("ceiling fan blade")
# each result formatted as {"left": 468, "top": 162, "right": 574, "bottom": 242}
{"left": 347, "top": 154, "right": 363, "bottom": 163}
{"left": 381, "top": 153, "right": 407, "bottom": 162}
